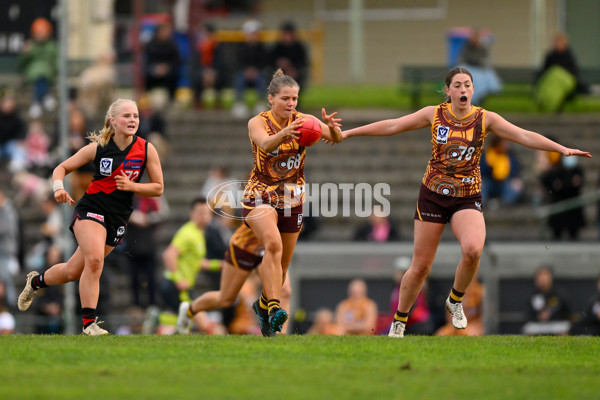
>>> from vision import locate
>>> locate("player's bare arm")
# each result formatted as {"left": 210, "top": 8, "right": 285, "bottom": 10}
{"left": 486, "top": 111, "right": 592, "bottom": 158}
{"left": 342, "top": 106, "right": 434, "bottom": 139}
{"left": 52, "top": 142, "right": 98, "bottom": 205}
{"left": 248, "top": 116, "right": 303, "bottom": 153}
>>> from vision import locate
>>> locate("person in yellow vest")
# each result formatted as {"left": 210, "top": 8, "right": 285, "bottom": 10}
{"left": 160, "top": 197, "right": 217, "bottom": 314}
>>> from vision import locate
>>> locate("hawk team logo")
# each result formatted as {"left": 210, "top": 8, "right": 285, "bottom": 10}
{"left": 100, "top": 158, "right": 113, "bottom": 176}
{"left": 436, "top": 126, "right": 449, "bottom": 144}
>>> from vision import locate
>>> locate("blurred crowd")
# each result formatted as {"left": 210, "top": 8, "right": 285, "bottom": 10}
{"left": 0, "top": 17, "right": 599, "bottom": 336}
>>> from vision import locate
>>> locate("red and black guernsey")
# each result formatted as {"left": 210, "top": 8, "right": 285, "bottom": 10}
{"left": 81, "top": 136, "right": 148, "bottom": 221}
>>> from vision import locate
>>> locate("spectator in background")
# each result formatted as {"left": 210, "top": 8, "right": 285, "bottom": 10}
{"left": 191, "top": 22, "right": 226, "bottom": 109}
{"left": 539, "top": 150, "right": 585, "bottom": 240}
{"left": 0, "top": 92, "right": 26, "bottom": 166}
{"left": 200, "top": 165, "right": 232, "bottom": 207}
{"left": 19, "top": 17, "right": 58, "bottom": 119}
{"left": 307, "top": 308, "right": 343, "bottom": 335}
{"left": 126, "top": 194, "right": 169, "bottom": 308}
{"left": 335, "top": 279, "right": 378, "bottom": 335}
{"left": 481, "top": 135, "right": 524, "bottom": 208}
{"left": 385, "top": 257, "right": 434, "bottom": 335}
{"left": 436, "top": 274, "right": 484, "bottom": 336}
{"left": 0, "top": 280, "right": 16, "bottom": 334}
{"left": 580, "top": 274, "right": 600, "bottom": 336}
{"left": 25, "top": 194, "right": 71, "bottom": 273}
{"left": 77, "top": 50, "right": 117, "bottom": 119}
{"left": 270, "top": 21, "right": 309, "bottom": 90}
{"left": 457, "top": 28, "right": 502, "bottom": 105}
{"left": 522, "top": 266, "right": 572, "bottom": 335}
{"left": 232, "top": 19, "right": 268, "bottom": 119}
{"left": 0, "top": 189, "right": 20, "bottom": 309}
{"left": 144, "top": 23, "right": 181, "bottom": 101}
{"left": 353, "top": 211, "right": 400, "bottom": 242}
{"left": 9, "top": 120, "right": 53, "bottom": 207}
{"left": 21, "top": 120, "right": 53, "bottom": 176}
{"left": 137, "top": 91, "right": 169, "bottom": 161}
{"left": 534, "top": 32, "right": 589, "bottom": 113}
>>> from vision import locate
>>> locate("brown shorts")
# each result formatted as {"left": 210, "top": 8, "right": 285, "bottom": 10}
{"left": 225, "top": 244, "right": 263, "bottom": 271}
{"left": 414, "top": 184, "right": 483, "bottom": 224}
{"left": 242, "top": 200, "right": 304, "bottom": 233}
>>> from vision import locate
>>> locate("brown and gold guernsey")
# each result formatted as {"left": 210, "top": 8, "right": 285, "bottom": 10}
{"left": 422, "top": 103, "right": 488, "bottom": 197}
{"left": 242, "top": 109, "right": 306, "bottom": 209}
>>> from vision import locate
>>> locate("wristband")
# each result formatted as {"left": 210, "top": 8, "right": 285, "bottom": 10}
{"left": 52, "top": 180, "right": 64, "bottom": 192}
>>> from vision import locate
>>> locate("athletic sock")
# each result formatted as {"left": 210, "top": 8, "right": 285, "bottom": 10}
{"left": 259, "top": 293, "right": 269, "bottom": 310}
{"left": 394, "top": 310, "right": 409, "bottom": 323}
{"left": 82, "top": 308, "right": 97, "bottom": 329}
{"left": 267, "top": 299, "right": 281, "bottom": 314}
{"left": 449, "top": 287, "right": 465, "bottom": 304}
{"left": 31, "top": 272, "right": 48, "bottom": 290}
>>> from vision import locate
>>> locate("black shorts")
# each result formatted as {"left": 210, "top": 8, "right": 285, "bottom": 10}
{"left": 242, "top": 200, "right": 304, "bottom": 233}
{"left": 414, "top": 184, "right": 483, "bottom": 224}
{"left": 70, "top": 204, "right": 128, "bottom": 246}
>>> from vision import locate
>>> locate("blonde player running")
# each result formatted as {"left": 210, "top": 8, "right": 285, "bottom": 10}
{"left": 17, "top": 99, "right": 164, "bottom": 335}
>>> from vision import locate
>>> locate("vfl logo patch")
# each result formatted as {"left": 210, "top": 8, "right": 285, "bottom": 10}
{"left": 123, "top": 159, "right": 143, "bottom": 170}
{"left": 475, "top": 201, "right": 482, "bottom": 211}
{"left": 297, "top": 213, "right": 303, "bottom": 227}
{"left": 100, "top": 158, "right": 113, "bottom": 176}
{"left": 86, "top": 212, "right": 105, "bottom": 223}
{"left": 436, "top": 126, "right": 449, "bottom": 144}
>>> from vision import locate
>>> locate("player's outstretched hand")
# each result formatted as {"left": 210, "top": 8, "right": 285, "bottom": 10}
{"left": 54, "top": 189, "right": 75, "bottom": 206}
{"left": 564, "top": 148, "right": 592, "bottom": 158}
{"left": 321, "top": 108, "right": 342, "bottom": 145}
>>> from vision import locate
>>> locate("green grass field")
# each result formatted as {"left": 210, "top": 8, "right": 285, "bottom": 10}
{"left": 1, "top": 335, "right": 599, "bottom": 400}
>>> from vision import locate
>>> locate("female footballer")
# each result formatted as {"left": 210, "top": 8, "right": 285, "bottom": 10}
{"left": 341, "top": 67, "right": 591, "bottom": 337}
{"left": 18, "top": 98, "right": 164, "bottom": 335}
{"left": 242, "top": 69, "right": 342, "bottom": 333}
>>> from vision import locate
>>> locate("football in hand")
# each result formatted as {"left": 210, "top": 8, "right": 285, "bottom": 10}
{"left": 297, "top": 117, "right": 322, "bottom": 147}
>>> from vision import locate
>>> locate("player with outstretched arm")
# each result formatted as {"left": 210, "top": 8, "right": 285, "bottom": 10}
{"left": 341, "top": 66, "right": 591, "bottom": 337}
